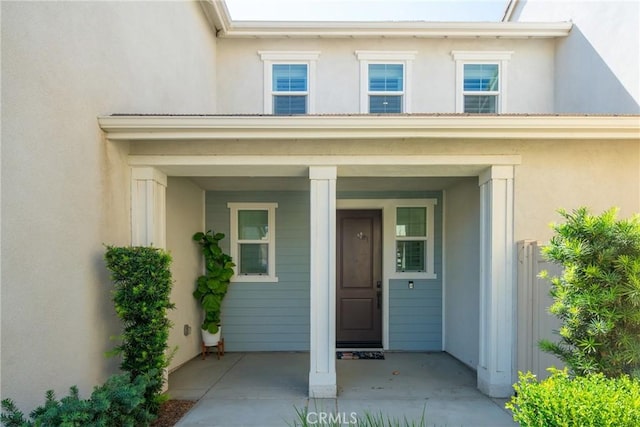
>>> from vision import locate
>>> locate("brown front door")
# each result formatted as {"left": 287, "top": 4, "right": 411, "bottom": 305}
{"left": 336, "top": 209, "right": 382, "bottom": 348}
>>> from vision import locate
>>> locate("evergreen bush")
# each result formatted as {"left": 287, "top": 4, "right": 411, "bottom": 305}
{"left": 0, "top": 371, "right": 158, "bottom": 427}
{"left": 539, "top": 207, "right": 640, "bottom": 377}
{"left": 104, "top": 246, "right": 175, "bottom": 412}
{"left": 506, "top": 369, "right": 640, "bottom": 427}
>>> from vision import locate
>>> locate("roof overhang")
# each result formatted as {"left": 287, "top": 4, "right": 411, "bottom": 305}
{"left": 98, "top": 114, "right": 640, "bottom": 141}
{"left": 199, "top": 0, "right": 571, "bottom": 39}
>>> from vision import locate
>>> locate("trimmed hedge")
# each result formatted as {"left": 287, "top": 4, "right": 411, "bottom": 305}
{"left": 104, "top": 246, "right": 175, "bottom": 413}
{"left": 506, "top": 369, "right": 640, "bottom": 427}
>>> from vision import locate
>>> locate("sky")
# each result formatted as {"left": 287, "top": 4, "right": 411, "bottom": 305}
{"left": 225, "top": 0, "right": 510, "bottom": 22}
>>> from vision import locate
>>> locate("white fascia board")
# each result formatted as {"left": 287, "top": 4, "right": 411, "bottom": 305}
{"left": 200, "top": 0, "right": 232, "bottom": 35}
{"left": 203, "top": 0, "right": 570, "bottom": 38}
{"left": 98, "top": 115, "right": 640, "bottom": 141}
{"left": 502, "top": 0, "right": 520, "bottom": 22}
{"left": 215, "top": 21, "right": 572, "bottom": 39}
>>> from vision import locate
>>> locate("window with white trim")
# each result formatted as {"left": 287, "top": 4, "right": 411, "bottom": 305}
{"left": 452, "top": 51, "right": 513, "bottom": 114}
{"left": 393, "top": 200, "right": 437, "bottom": 278}
{"left": 368, "top": 64, "right": 404, "bottom": 113}
{"left": 356, "top": 51, "right": 417, "bottom": 114}
{"left": 228, "top": 203, "right": 278, "bottom": 282}
{"left": 258, "top": 51, "right": 320, "bottom": 115}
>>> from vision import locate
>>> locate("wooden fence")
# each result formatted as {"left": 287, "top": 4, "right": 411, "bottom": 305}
{"left": 516, "top": 240, "right": 564, "bottom": 380}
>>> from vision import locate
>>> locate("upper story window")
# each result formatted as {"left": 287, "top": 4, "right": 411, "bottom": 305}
{"left": 259, "top": 51, "right": 320, "bottom": 115}
{"left": 272, "top": 64, "right": 307, "bottom": 114}
{"left": 228, "top": 202, "right": 278, "bottom": 282}
{"left": 452, "top": 51, "right": 513, "bottom": 114}
{"left": 368, "top": 64, "right": 404, "bottom": 113}
{"left": 356, "top": 51, "right": 417, "bottom": 114}
{"left": 463, "top": 64, "right": 499, "bottom": 113}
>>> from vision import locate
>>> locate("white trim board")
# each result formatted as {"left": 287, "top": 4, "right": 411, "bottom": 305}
{"left": 99, "top": 115, "right": 640, "bottom": 141}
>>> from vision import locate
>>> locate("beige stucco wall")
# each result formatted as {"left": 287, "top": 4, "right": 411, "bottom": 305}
{"left": 513, "top": 139, "right": 640, "bottom": 241}
{"left": 512, "top": 0, "right": 640, "bottom": 113}
{"left": 132, "top": 136, "right": 640, "bottom": 241}
{"left": 166, "top": 177, "right": 205, "bottom": 370}
{"left": 216, "top": 37, "right": 555, "bottom": 114}
{"left": 1, "top": 1, "right": 217, "bottom": 411}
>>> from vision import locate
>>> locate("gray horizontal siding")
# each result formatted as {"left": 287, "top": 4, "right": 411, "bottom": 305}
{"left": 205, "top": 189, "right": 443, "bottom": 352}
{"left": 388, "top": 191, "right": 443, "bottom": 351}
{"left": 389, "top": 280, "right": 442, "bottom": 350}
{"left": 206, "top": 191, "right": 310, "bottom": 352}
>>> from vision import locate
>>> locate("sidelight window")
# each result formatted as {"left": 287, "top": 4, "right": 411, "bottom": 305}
{"left": 395, "top": 207, "right": 428, "bottom": 272}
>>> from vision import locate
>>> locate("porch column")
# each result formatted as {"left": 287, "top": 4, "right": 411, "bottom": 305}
{"left": 131, "top": 167, "right": 167, "bottom": 248}
{"left": 478, "top": 165, "right": 515, "bottom": 398}
{"left": 308, "top": 166, "right": 337, "bottom": 398}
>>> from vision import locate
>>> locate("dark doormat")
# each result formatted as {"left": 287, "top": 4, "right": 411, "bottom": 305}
{"left": 337, "top": 351, "right": 384, "bottom": 360}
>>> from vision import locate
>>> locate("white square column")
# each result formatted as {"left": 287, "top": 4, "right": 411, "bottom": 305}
{"left": 131, "top": 167, "right": 167, "bottom": 248}
{"left": 478, "top": 165, "right": 515, "bottom": 398}
{"left": 308, "top": 166, "right": 337, "bottom": 398}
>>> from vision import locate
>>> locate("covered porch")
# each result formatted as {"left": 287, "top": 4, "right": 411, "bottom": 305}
{"left": 168, "top": 351, "right": 516, "bottom": 426}
{"left": 98, "top": 115, "right": 526, "bottom": 399}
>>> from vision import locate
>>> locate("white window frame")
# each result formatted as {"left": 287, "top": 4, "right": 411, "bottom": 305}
{"left": 227, "top": 202, "right": 278, "bottom": 283}
{"left": 258, "top": 51, "right": 320, "bottom": 115}
{"left": 355, "top": 51, "right": 417, "bottom": 114}
{"left": 392, "top": 200, "right": 437, "bottom": 279}
{"left": 451, "top": 51, "right": 513, "bottom": 114}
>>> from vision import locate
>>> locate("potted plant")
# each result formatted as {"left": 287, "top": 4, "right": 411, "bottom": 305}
{"left": 192, "top": 230, "right": 235, "bottom": 355}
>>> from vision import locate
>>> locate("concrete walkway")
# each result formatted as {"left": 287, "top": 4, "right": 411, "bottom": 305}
{"left": 168, "top": 352, "right": 516, "bottom": 426}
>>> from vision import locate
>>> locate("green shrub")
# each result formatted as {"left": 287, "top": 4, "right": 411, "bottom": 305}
{"left": 0, "top": 371, "right": 158, "bottom": 427}
{"left": 104, "top": 246, "right": 175, "bottom": 412}
{"left": 506, "top": 369, "right": 640, "bottom": 427}
{"left": 539, "top": 207, "right": 640, "bottom": 377}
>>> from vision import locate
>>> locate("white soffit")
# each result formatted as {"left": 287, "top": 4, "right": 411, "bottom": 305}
{"left": 98, "top": 115, "right": 640, "bottom": 141}
{"left": 199, "top": 1, "right": 571, "bottom": 39}
{"left": 220, "top": 21, "right": 571, "bottom": 39}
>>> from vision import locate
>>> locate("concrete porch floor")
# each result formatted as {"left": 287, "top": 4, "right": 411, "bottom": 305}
{"left": 169, "top": 352, "right": 516, "bottom": 426}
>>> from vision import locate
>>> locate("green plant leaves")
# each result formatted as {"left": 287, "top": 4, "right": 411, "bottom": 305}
{"left": 104, "top": 246, "right": 174, "bottom": 414}
{"left": 202, "top": 294, "right": 221, "bottom": 312}
{"left": 540, "top": 207, "right": 640, "bottom": 377}
{"left": 193, "top": 230, "right": 235, "bottom": 335}
{"left": 507, "top": 369, "right": 640, "bottom": 426}
{"left": 1, "top": 371, "right": 159, "bottom": 427}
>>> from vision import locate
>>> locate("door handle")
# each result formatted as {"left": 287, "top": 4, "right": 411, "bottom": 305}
{"left": 377, "top": 290, "right": 382, "bottom": 309}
